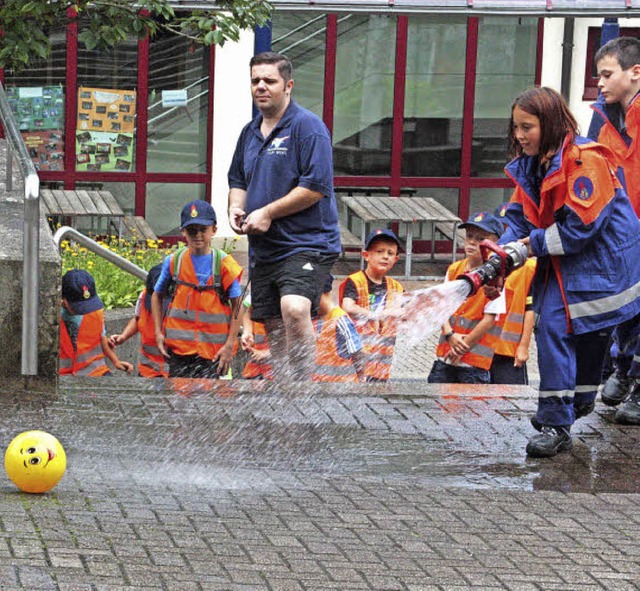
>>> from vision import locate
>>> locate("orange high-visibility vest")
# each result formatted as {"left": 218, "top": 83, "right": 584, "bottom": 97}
{"left": 137, "top": 292, "right": 168, "bottom": 378}
{"left": 435, "top": 259, "right": 500, "bottom": 370}
{"left": 163, "top": 250, "right": 243, "bottom": 359}
{"left": 338, "top": 271, "right": 403, "bottom": 381}
{"left": 313, "top": 307, "right": 359, "bottom": 383}
{"left": 59, "top": 309, "right": 110, "bottom": 376}
{"left": 242, "top": 320, "right": 273, "bottom": 379}
{"left": 494, "top": 258, "right": 536, "bottom": 358}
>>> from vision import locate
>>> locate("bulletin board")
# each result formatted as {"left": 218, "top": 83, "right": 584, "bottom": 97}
{"left": 76, "top": 87, "right": 137, "bottom": 134}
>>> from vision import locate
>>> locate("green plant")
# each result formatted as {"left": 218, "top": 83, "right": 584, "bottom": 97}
{"left": 60, "top": 236, "right": 176, "bottom": 309}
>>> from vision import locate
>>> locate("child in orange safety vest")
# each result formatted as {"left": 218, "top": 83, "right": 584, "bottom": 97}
{"left": 427, "top": 212, "right": 506, "bottom": 384}
{"left": 151, "top": 199, "right": 244, "bottom": 379}
{"left": 59, "top": 269, "right": 133, "bottom": 377}
{"left": 314, "top": 275, "right": 365, "bottom": 382}
{"left": 108, "top": 264, "right": 169, "bottom": 378}
{"left": 490, "top": 203, "right": 536, "bottom": 385}
{"left": 241, "top": 295, "right": 273, "bottom": 380}
{"left": 339, "top": 229, "right": 404, "bottom": 382}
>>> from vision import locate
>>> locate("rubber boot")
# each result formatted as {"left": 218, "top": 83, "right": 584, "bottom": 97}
{"left": 526, "top": 425, "right": 573, "bottom": 458}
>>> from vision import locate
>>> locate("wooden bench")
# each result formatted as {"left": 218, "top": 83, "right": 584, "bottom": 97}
{"left": 120, "top": 215, "right": 158, "bottom": 242}
{"left": 40, "top": 188, "right": 125, "bottom": 237}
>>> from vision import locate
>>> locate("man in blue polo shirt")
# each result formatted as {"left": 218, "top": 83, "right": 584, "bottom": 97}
{"left": 228, "top": 51, "right": 341, "bottom": 381}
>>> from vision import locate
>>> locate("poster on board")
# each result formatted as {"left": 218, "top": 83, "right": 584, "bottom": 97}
{"left": 77, "top": 87, "right": 137, "bottom": 134}
{"left": 22, "top": 130, "right": 65, "bottom": 171}
{"left": 6, "top": 86, "right": 65, "bottom": 131}
{"left": 75, "top": 130, "right": 134, "bottom": 172}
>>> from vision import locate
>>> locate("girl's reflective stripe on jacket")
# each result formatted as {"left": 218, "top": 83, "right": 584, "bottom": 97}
{"left": 544, "top": 223, "right": 564, "bottom": 256}
{"left": 59, "top": 358, "right": 72, "bottom": 368}
{"left": 166, "top": 308, "right": 230, "bottom": 325}
{"left": 500, "top": 329, "right": 521, "bottom": 344}
{"left": 538, "top": 389, "right": 574, "bottom": 399}
{"left": 569, "top": 281, "right": 640, "bottom": 320}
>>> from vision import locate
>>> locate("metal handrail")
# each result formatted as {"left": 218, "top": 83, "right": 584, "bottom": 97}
{"left": 53, "top": 227, "right": 148, "bottom": 282}
{"left": 0, "top": 82, "right": 41, "bottom": 376}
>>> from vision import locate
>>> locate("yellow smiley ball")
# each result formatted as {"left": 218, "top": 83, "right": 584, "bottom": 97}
{"left": 4, "top": 431, "right": 67, "bottom": 493}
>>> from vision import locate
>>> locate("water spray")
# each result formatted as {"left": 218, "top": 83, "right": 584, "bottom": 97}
{"left": 456, "top": 240, "right": 529, "bottom": 296}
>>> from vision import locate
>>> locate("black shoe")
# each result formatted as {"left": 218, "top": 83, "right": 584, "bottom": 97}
{"left": 601, "top": 371, "right": 631, "bottom": 407}
{"left": 526, "top": 425, "right": 573, "bottom": 458}
{"left": 614, "top": 380, "right": 640, "bottom": 425}
{"left": 530, "top": 403, "right": 594, "bottom": 432}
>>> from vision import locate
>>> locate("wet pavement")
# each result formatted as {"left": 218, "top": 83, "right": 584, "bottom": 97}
{"left": 1, "top": 376, "right": 640, "bottom": 590}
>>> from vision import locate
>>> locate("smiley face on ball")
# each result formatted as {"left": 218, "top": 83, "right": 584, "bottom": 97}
{"left": 4, "top": 431, "right": 67, "bottom": 493}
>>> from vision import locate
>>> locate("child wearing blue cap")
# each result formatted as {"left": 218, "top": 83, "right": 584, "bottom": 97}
{"left": 339, "top": 228, "right": 404, "bottom": 381}
{"left": 152, "top": 199, "right": 245, "bottom": 379}
{"left": 59, "top": 269, "right": 133, "bottom": 376}
{"left": 427, "top": 212, "right": 506, "bottom": 384}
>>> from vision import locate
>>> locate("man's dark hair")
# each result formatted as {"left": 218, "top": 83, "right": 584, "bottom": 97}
{"left": 508, "top": 87, "right": 578, "bottom": 160}
{"left": 250, "top": 51, "right": 293, "bottom": 83}
{"left": 595, "top": 36, "right": 640, "bottom": 71}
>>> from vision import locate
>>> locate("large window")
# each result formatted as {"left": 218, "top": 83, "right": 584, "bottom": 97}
{"left": 4, "top": 32, "right": 67, "bottom": 172}
{"left": 403, "top": 16, "right": 467, "bottom": 177}
{"left": 147, "top": 30, "right": 210, "bottom": 174}
{"left": 76, "top": 33, "right": 139, "bottom": 174}
{"left": 333, "top": 15, "right": 397, "bottom": 176}
{"left": 272, "top": 12, "right": 325, "bottom": 118}
{"left": 472, "top": 16, "right": 538, "bottom": 178}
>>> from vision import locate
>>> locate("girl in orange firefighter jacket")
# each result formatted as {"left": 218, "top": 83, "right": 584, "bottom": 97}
{"left": 500, "top": 87, "right": 640, "bottom": 458}
{"left": 151, "top": 199, "right": 244, "bottom": 379}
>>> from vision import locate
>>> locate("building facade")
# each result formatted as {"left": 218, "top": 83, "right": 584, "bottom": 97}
{"left": 1, "top": 7, "right": 639, "bottom": 248}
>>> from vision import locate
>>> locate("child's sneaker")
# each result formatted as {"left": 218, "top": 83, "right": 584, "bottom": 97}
{"left": 526, "top": 425, "right": 572, "bottom": 458}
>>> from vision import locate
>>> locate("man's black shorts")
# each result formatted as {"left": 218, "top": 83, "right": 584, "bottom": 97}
{"left": 250, "top": 250, "right": 338, "bottom": 322}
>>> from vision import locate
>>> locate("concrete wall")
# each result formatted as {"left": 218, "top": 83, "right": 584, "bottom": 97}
{"left": 0, "top": 141, "right": 60, "bottom": 394}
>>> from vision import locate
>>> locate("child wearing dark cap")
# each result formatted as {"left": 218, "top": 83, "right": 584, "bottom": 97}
{"left": 339, "top": 229, "right": 405, "bottom": 382}
{"left": 59, "top": 269, "right": 133, "bottom": 376}
{"left": 428, "top": 212, "right": 506, "bottom": 384}
{"left": 109, "top": 263, "right": 169, "bottom": 378}
{"left": 152, "top": 199, "right": 244, "bottom": 379}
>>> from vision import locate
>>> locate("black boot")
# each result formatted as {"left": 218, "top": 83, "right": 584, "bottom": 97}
{"left": 530, "top": 403, "right": 593, "bottom": 432}
{"left": 526, "top": 425, "right": 572, "bottom": 458}
{"left": 614, "top": 380, "right": 640, "bottom": 425}
{"left": 601, "top": 371, "right": 631, "bottom": 407}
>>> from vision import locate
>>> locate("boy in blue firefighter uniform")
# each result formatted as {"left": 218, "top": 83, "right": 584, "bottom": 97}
{"left": 587, "top": 36, "right": 640, "bottom": 423}
{"left": 500, "top": 87, "right": 640, "bottom": 458}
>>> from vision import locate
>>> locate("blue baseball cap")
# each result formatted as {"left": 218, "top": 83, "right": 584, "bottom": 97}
{"left": 61, "top": 269, "right": 103, "bottom": 315}
{"left": 459, "top": 212, "right": 504, "bottom": 238}
{"left": 494, "top": 202, "right": 510, "bottom": 220}
{"left": 143, "top": 263, "right": 164, "bottom": 312}
{"left": 364, "top": 228, "right": 402, "bottom": 251}
{"left": 180, "top": 199, "right": 216, "bottom": 229}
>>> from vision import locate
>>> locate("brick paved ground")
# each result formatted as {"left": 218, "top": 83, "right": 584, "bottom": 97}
{"left": 0, "top": 377, "right": 639, "bottom": 590}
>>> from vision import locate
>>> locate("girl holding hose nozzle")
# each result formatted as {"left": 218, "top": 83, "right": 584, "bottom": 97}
{"left": 499, "top": 87, "right": 640, "bottom": 458}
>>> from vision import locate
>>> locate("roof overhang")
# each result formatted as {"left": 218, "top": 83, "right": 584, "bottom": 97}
{"left": 169, "top": 0, "right": 640, "bottom": 17}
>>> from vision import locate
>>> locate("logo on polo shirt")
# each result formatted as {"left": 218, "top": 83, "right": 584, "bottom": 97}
{"left": 267, "top": 135, "right": 290, "bottom": 156}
